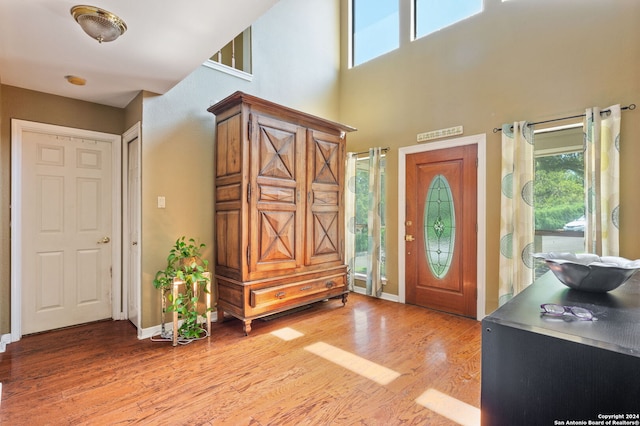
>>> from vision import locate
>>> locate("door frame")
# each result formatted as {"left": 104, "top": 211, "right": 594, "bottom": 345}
{"left": 398, "top": 133, "right": 486, "bottom": 319}
{"left": 122, "top": 122, "right": 141, "bottom": 334}
{"left": 10, "top": 119, "right": 122, "bottom": 341}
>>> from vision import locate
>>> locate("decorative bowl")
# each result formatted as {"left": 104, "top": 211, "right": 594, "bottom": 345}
{"left": 534, "top": 252, "right": 640, "bottom": 293}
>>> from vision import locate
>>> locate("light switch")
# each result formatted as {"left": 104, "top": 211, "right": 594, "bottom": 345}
{"left": 157, "top": 196, "right": 166, "bottom": 208}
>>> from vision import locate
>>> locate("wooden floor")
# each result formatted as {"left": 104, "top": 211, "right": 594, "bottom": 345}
{"left": 0, "top": 293, "right": 481, "bottom": 425}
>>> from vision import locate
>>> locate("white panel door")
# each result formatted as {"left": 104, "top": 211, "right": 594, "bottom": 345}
{"left": 21, "top": 131, "right": 113, "bottom": 334}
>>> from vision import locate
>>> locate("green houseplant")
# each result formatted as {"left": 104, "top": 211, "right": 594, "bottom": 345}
{"left": 153, "top": 237, "right": 211, "bottom": 343}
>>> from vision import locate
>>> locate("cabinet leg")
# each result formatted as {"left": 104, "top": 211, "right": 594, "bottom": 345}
{"left": 217, "top": 306, "right": 226, "bottom": 323}
{"left": 243, "top": 320, "right": 252, "bottom": 336}
{"left": 342, "top": 292, "right": 349, "bottom": 305}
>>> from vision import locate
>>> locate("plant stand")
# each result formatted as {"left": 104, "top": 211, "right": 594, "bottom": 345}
{"left": 169, "top": 271, "right": 211, "bottom": 346}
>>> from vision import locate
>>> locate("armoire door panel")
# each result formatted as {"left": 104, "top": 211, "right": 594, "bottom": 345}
{"left": 306, "top": 129, "right": 343, "bottom": 265}
{"left": 249, "top": 114, "right": 305, "bottom": 274}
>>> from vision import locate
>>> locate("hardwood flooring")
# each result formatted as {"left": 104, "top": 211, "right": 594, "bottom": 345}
{"left": 0, "top": 293, "right": 481, "bottom": 425}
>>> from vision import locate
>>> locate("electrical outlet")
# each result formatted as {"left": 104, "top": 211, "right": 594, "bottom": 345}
{"left": 157, "top": 196, "right": 165, "bottom": 208}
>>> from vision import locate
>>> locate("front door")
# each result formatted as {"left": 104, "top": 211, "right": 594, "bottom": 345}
{"left": 405, "top": 145, "right": 477, "bottom": 318}
{"left": 20, "top": 127, "right": 114, "bottom": 334}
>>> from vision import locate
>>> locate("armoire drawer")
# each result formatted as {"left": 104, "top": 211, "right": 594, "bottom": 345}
{"left": 250, "top": 275, "right": 345, "bottom": 308}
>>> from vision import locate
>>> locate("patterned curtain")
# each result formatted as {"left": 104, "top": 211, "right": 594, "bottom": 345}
{"left": 366, "top": 147, "right": 384, "bottom": 297}
{"left": 498, "top": 122, "right": 535, "bottom": 306}
{"left": 344, "top": 153, "right": 357, "bottom": 291}
{"left": 584, "top": 105, "right": 621, "bottom": 256}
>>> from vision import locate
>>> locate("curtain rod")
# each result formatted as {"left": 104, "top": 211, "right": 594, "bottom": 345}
{"left": 492, "top": 103, "right": 636, "bottom": 133}
{"left": 353, "top": 147, "right": 390, "bottom": 156}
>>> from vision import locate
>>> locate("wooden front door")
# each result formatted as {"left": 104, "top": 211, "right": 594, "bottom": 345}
{"left": 405, "top": 145, "right": 477, "bottom": 318}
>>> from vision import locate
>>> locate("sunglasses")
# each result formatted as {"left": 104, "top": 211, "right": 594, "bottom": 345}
{"left": 540, "top": 303, "right": 596, "bottom": 321}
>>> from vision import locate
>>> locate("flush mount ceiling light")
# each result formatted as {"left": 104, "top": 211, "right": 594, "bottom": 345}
{"left": 70, "top": 5, "right": 127, "bottom": 43}
{"left": 65, "top": 75, "right": 87, "bottom": 86}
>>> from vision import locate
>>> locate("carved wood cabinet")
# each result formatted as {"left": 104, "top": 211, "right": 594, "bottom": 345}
{"left": 207, "top": 92, "right": 355, "bottom": 335}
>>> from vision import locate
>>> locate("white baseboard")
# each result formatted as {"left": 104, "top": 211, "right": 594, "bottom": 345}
{"left": 351, "top": 286, "right": 400, "bottom": 303}
{"left": 137, "top": 312, "right": 219, "bottom": 340}
{"left": 0, "top": 334, "right": 11, "bottom": 353}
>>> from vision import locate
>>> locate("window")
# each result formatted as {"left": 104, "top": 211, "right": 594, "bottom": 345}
{"left": 205, "top": 27, "right": 252, "bottom": 80}
{"left": 414, "top": 0, "right": 482, "bottom": 39}
{"left": 352, "top": 0, "right": 399, "bottom": 66}
{"left": 353, "top": 155, "right": 387, "bottom": 279}
{"left": 534, "top": 124, "right": 585, "bottom": 278}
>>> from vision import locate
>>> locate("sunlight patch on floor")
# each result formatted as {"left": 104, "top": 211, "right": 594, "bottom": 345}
{"left": 415, "top": 388, "right": 480, "bottom": 426}
{"left": 270, "top": 327, "right": 304, "bottom": 341}
{"left": 304, "top": 342, "right": 401, "bottom": 385}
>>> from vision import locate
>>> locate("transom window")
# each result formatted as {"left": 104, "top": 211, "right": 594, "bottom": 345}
{"left": 414, "top": 0, "right": 483, "bottom": 39}
{"left": 352, "top": 0, "right": 399, "bottom": 66}
{"left": 350, "top": 1, "right": 484, "bottom": 67}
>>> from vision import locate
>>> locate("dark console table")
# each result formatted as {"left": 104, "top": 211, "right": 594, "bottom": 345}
{"left": 481, "top": 272, "right": 640, "bottom": 425}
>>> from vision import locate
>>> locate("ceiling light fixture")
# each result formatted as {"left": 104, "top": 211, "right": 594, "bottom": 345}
{"left": 70, "top": 5, "right": 127, "bottom": 43}
{"left": 65, "top": 75, "right": 87, "bottom": 86}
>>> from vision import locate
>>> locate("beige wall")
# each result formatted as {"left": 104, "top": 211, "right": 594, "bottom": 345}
{"left": 5, "top": 0, "right": 636, "bottom": 335}
{"left": 137, "top": 0, "right": 341, "bottom": 328}
{"left": 338, "top": 0, "right": 640, "bottom": 313}
{"left": 0, "top": 86, "right": 125, "bottom": 334}
{"left": 0, "top": 0, "right": 341, "bottom": 335}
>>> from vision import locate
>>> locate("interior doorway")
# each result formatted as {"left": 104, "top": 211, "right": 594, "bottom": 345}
{"left": 122, "top": 123, "right": 141, "bottom": 333}
{"left": 11, "top": 120, "right": 122, "bottom": 339}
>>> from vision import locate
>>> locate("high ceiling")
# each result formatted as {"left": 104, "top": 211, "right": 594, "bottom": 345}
{"left": 0, "top": 1, "right": 279, "bottom": 108}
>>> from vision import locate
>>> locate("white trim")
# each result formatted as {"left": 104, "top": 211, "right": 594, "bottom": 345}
{"left": 397, "top": 134, "right": 487, "bottom": 320}
{"left": 10, "top": 119, "right": 122, "bottom": 343}
{"left": 122, "top": 123, "right": 141, "bottom": 330}
{"left": 350, "top": 286, "right": 399, "bottom": 303}
{"left": 202, "top": 60, "right": 253, "bottom": 81}
{"left": 0, "top": 334, "right": 11, "bottom": 352}
{"left": 138, "top": 312, "right": 219, "bottom": 340}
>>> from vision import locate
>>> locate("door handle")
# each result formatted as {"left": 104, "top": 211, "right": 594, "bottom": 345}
{"left": 405, "top": 235, "right": 415, "bottom": 242}
{"left": 97, "top": 236, "right": 111, "bottom": 244}
{"left": 132, "top": 241, "right": 138, "bottom": 246}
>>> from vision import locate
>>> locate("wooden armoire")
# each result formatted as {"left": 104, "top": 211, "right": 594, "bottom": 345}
{"left": 207, "top": 92, "right": 356, "bottom": 335}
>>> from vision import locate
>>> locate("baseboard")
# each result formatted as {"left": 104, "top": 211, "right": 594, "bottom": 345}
{"left": 351, "top": 286, "right": 399, "bottom": 303}
{"left": 137, "top": 312, "right": 219, "bottom": 340}
{"left": 0, "top": 334, "right": 11, "bottom": 353}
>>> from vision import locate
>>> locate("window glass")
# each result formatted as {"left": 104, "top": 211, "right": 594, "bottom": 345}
{"left": 533, "top": 125, "right": 585, "bottom": 279}
{"left": 354, "top": 156, "right": 386, "bottom": 278}
{"left": 352, "top": 0, "right": 399, "bottom": 66}
{"left": 415, "top": 0, "right": 482, "bottom": 39}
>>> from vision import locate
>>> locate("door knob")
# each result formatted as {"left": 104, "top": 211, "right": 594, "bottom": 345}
{"left": 405, "top": 235, "right": 415, "bottom": 242}
{"left": 98, "top": 236, "right": 111, "bottom": 244}
{"left": 132, "top": 241, "right": 138, "bottom": 246}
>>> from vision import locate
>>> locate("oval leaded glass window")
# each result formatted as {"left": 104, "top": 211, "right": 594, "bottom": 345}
{"left": 424, "top": 174, "right": 455, "bottom": 279}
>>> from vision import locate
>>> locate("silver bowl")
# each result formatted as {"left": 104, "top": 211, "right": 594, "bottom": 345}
{"left": 534, "top": 252, "right": 640, "bottom": 293}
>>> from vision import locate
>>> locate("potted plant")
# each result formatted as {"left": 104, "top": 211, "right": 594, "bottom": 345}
{"left": 153, "top": 237, "right": 212, "bottom": 344}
